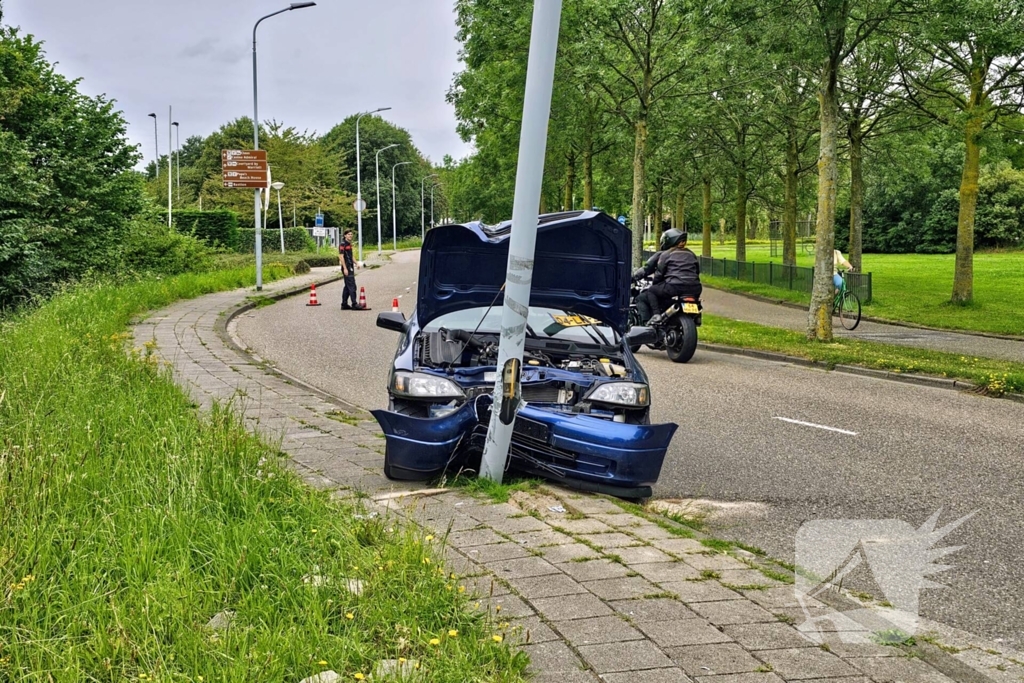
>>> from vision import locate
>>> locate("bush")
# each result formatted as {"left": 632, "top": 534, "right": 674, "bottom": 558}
{"left": 172, "top": 210, "right": 240, "bottom": 249}
{"left": 237, "top": 228, "right": 317, "bottom": 253}
{"left": 292, "top": 259, "right": 311, "bottom": 274}
{"left": 121, "top": 219, "right": 213, "bottom": 275}
{"left": 302, "top": 254, "right": 340, "bottom": 267}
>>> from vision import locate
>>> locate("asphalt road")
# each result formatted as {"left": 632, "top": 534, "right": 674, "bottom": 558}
{"left": 236, "top": 252, "right": 1024, "bottom": 649}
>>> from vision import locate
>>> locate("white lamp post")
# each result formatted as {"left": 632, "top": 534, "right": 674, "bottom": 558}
{"left": 171, "top": 121, "right": 180, "bottom": 203}
{"left": 420, "top": 173, "right": 438, "bottom": 241}
{"left": 374, "top": 143, "right": 398, "bottom": 254}
{"left": 272, "top": 181, "right": 285, "bottom": 253}
{"left": 355, "top": 107, "right": 391, "bottom": 264}
{"left": 392, "top": 161, "right": 413, "bottom": 251}
{"left": 148, "top": 113, "right": 159, "bottom": 179}
{"left": 252, "top": 1, "right": 317, "bottom": 290}
{"left": 167, "top": 106, "right": 173, "bottom": 227}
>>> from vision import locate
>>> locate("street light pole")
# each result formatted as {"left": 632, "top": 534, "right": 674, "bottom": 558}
{"left": 374, "top": 143, "right": 398, "bottom": 254}
{"left": 355, "top": 107, "right": 391, "bottom": 264}
{"left": 272, "top": 181, "right": 285, "bottom": 253}
{"left": 252, "top": 2, "right": 316, "bottom": 291}
{"left": 392, "top": 161, "right": 413, "bottom": 251}
{"left": 167, "top": 106, "right": 173, "bottom": 228}
{"left": 172, "top": 121, "right": 180, "bottom": 203}
{"left": 148, "top": 113, "right": 159, "bottom": 179}
{"left": 420, "top": 173, "right": 438, "bottom": 242}
{"left": 430, "top": 183, "right": 438, "bottom": 229}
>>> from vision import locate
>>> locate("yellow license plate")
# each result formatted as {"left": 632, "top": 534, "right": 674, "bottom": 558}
{"left": 683, "top": 303, "right": 700, "bottom": 314}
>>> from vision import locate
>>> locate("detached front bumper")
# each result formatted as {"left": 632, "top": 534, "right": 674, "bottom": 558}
{"left": 372, "top": 398, "right": 676, "bottom": 496}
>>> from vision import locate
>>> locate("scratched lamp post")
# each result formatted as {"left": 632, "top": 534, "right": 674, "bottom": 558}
{"left": 479, "top": 0, "right": 563, "bottom": 483}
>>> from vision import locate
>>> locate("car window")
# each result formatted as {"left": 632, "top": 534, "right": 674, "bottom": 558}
{"left": 424, "top": 307, "right": 618, "bottom": 344}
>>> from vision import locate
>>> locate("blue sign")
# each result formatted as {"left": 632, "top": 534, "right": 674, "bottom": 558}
{"left": 315, "top": 213, "right": 324, "bottom": 227}
{"left": 617, "top": 215, "right": 627, "bottom": 225}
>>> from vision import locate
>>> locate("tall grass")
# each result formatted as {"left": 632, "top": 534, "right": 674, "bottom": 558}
{"left": 0, "top": 269, "right": 527, "bottom": 681}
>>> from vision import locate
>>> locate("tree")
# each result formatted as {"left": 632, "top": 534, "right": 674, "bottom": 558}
{"left": 899, "top": 0, "right": 1024, "bottom": 303}
{"left": 0, "top": 21, "right": 143, "bottom": 307}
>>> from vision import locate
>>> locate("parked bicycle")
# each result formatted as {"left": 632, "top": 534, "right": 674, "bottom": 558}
{"left": 833, "top": 272, "right": 861, "bottom": 330}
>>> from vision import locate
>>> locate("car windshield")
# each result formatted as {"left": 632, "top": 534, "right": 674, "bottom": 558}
{"left": 424, "top": 307, "right": 619, "bottom": 345}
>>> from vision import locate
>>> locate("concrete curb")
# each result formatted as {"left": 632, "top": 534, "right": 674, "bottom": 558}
{"left": 704, "top": 283, "right": 1024, "bottom": 342}
{"left": 695, "top": 342, "right": 1024, "bottom": 402}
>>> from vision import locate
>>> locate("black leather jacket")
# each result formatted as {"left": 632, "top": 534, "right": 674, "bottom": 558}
{"left": 641, "top": 248, "right": 701, "bottom": 287}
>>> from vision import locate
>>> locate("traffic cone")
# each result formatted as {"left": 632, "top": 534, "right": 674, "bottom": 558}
{"left": 358, "top": 286, "right": 371, "bottom": 310}
{"left": 306, "top": 283, "right": 321, "bottom": 307}
{"left": 392, "top": 297, "right": 400, "bottom": 312}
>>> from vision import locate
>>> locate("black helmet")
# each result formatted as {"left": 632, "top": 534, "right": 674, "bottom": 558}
{"left": 660, "top": 228, "right": 687, "bottom": 250}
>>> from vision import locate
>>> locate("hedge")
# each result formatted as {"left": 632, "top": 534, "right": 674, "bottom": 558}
{"left": 172, "top": 211, "right": 239, "bottom": 249}
{"left": 237, "top": 228, "right": 317, "bottom": 253}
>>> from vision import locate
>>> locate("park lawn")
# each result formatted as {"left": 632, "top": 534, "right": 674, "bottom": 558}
{"left": 700, "top": 244, "right": 1024, "bottom": 336}
{"left": 0, "top": 269, "right": 527, "bottom": 682}
{"left": 699, "top": 313, "right": 1024, "bottom": 395}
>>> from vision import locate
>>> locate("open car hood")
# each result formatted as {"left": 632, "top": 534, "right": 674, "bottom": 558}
{"left": 418, "top": 211, "right": 632, "bottom": 333}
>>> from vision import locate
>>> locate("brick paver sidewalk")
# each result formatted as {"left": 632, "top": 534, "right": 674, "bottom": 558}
{"left": 133, "top": 273, "right": 1021, "bottom": 683}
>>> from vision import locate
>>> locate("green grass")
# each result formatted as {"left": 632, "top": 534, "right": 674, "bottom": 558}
{"left": 0, "top": 270, "right": 527, "bottom": 682}
{"left": 445, "top": 474, "right": 541, "bottom": 504}
{"left": 701, "top": 243, "right": 1024, "bottom": 336}
{"left": 700, "top": 313, "right": 1024, "bottom": 394}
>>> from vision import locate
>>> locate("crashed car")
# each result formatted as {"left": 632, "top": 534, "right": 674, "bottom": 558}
{"left": 371, "top": 210, "right": 677, "bottom": 498}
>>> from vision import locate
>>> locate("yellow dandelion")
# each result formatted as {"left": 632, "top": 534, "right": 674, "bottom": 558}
{"left": 458, "top": 585, "right": 466, "bottom": 593}
{"left": 429, "top": 638, "right": 441, "bottom": 646}
{"left": 198, "top": 678, "right": 204, "bottom": 682}
{"left": 345, "top": 612, "right": 354, "bottom": 620}
{"left": 425, "top": 535, "right": 434, "bottom": 541}
{"left": 422, "top": 557, "right": 431, "bottom": 565}
{"left": 492, "top": 634, "right": 503, "bottom": 643}
{"left": 495, "top": 605, "right": 502, "bottom": 612}
{"left": 318, "top": 660, "right": 328, "bottom": 666}
{"left": 354, "top": 674, "right": 365, "bottom": 681}
{"left": 311, "top": 529, "right": 319, "bottom": 534}
{"left": 398, "top": 657, "right": 407, "bottom": 664}
{"left": 448, "top": 629, "right": 458, "bottom": 637}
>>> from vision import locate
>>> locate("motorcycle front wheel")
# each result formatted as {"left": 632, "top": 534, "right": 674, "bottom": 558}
{"left": 665, "top": 315, "right": 698, "bottom": 363}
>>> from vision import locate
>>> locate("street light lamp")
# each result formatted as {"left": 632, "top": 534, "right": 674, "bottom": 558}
{"left": 272, "top": 181, "right": 285, "bottom": 253}
{"left": 355, "top": 107, "right": 391, "bottom": 264}
{"left": 171, "top": 121, "right": 180, "bottom": 203}
{"left": 147, "top": 113, "right": 159, "bottom": 179}
{"left": 391, "top": 161, "right": 413, "bottom": 251}
{"left": 374, "top": 143, "right": 399, "bottom": 254}
{"left": 252, "top": 1, "right": 317, "bottom": 291}
{"left": 420, "top": 173, "right": 438, "bottom": 241}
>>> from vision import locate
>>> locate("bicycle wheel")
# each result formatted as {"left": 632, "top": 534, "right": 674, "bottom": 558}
{"left": 838, "top": 291, "right": 861, "bottom": 330}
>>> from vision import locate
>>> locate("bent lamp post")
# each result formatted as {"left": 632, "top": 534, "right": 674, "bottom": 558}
{"left": 479, "top": 0, "right": 563, "bottom": 483}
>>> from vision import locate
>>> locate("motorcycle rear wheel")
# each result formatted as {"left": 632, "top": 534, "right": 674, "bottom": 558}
{"left": 665, "top": 316, "right": 698, "bottom": 363}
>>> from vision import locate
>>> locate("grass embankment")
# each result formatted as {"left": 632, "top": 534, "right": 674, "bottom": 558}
{"left": 700, "top": 244, "right": 1024, "bottom": 337}
{"left": 0, "top": 270, "right": 527, "bottom": 682}
{"left": 700, "top": 313, "right": 1024, "bottom": 395}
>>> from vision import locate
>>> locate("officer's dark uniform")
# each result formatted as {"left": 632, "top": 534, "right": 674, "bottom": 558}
{"left": 635, "top": 248, "right": 702, "bottom": 324}
{"left": 339, "top": 238, "right": 359, "bottom": 309}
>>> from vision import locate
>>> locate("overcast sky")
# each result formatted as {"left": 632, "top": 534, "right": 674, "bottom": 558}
{"left": 3, "top": 0, "right": 473, "bottom": 167}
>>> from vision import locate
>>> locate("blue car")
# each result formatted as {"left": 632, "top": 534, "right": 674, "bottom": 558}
{"left": 372, "top": 211, "right": 677, "bottom": 499}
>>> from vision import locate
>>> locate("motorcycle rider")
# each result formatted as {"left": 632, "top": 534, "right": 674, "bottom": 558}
{"left": 633, "top": 229, "right": 702, "bottom": 325}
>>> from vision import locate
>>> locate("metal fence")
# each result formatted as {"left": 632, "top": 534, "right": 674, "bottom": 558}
{"left": 698, "top": 255, "right": 872, "bottom": 303}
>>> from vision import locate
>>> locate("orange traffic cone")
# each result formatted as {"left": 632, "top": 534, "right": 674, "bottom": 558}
{"left": 358, "top": 286, "right": 370, "bottom": 310}
{"left": 306, "top": 283, "right": 321, "bottom": 307}
{"left": 392, "top": 297, "right": 400, "bottom": 312}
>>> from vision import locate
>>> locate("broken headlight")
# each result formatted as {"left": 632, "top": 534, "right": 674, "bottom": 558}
{"left": 585, "top": 381, "right": 650, "bottom": 407}
{"left": 391, "top": 371, "right": 465, "bottom": 399}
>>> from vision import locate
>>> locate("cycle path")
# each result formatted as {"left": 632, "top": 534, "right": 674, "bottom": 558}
{"left": 703, "top": 287, "right": 1024, "bottom": 363}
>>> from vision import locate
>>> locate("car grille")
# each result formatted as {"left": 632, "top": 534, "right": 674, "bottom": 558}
{"left": 521, "top": 382, "right": 561, "bottom": 403}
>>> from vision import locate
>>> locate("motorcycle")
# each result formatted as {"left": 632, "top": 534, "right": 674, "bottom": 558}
{"left": 628, "top": 276, "right": 703, "bottom": 363}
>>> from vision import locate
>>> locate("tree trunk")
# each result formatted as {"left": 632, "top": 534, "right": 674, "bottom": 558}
{"left": 583, "top": 147, "right": 594, "bottom": 210}
{"left": 848, "top": 123, "right": 864, "bottom": 271}
{"left": 654, "top": 182, "right": 664, "bottom": 246}
{"left": 783, "top": 127, "right": 799, "bottom": 267}
{"left": 702, "top": 177, "right": 712, "bottom": 257}
{"left": 676, "top": 184, "right": 686, "bottom": 231}
{"left": 735, "top": 161, "right": 747, "bottom": 263}
{"left": 564, "top": 154, "right": 576, "bottom": 211}
{"left": 631, "top": 116, "right": 648, "bottom": 267}
{"left": 808, "top": 58, "right": 841, "bottom": 341}
{"left": 952, "top": 74, "right": 984, "bottom": 304}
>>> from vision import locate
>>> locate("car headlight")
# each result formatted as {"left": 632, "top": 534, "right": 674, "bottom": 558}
{"left": 391, "top": 371, "right": 465, "bottom": 399}
{"left": 586, "top": 381, "right": 650, "bottom": 407}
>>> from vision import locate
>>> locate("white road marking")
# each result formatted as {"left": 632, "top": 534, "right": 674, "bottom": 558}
{"left": 773, "top": 417, "right": 858, "bottom": 436}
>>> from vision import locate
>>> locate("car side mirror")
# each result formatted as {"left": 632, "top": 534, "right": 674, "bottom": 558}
{"left": 376, "top": 311, "right": 406, "bottom": 332}
{"left": 624, "top": 326, "right": 658, "bottom": 347}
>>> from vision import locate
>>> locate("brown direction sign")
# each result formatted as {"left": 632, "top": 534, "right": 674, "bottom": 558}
{"left": 222, "top": 149, "right": 269, "bottom": 188}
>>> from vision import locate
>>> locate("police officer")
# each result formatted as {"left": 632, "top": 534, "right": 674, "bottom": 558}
{"left": 338, "top": 229, "right": 366, "bottom": 310}
{"left": 633, "top": 229, "right": 702, "bottom": 324}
